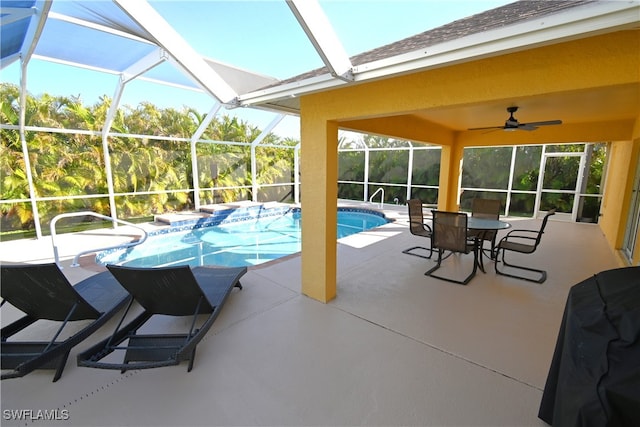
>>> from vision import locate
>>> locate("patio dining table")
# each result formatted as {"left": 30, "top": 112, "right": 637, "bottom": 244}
{"left": 467, "top": 217, "right": 511, "bottom": 272}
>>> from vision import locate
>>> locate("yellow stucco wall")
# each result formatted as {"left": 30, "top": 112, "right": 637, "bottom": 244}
{"left": 303, "top": 32, "right": 638, "bottom": 124}
{"left": 633, "top": 116, "right": 640, "bottom": 266}
{"left": 600, "top": 140, "right": 638, "bottom": 243}
{"left": 298, "top": 30, "right": 640, "bottom": 301}
{"left": 600, "top": 114, "right": 640, "bottom": 266}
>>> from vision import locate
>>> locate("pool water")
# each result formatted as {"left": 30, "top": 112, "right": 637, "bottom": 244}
{"left": 97, "top": 208, "right": 389, "bottom": 268}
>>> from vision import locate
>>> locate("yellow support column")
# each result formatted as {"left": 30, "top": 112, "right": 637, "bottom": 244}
{"left": 437, "top": 142, "right": 465, "bottom": 211}
{"left": 300, "top": 118, "right": 338, "bottom": 302}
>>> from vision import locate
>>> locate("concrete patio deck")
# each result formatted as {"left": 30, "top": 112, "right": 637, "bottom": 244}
{"left": 0, "top": 204, "right": 623, "bottom": 426}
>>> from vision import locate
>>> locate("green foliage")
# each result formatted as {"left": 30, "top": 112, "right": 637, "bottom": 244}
{"left": 1, "top": 82, "right": 609, "bottom": 234}
{"left": 369, "top": 150, "right": 409, "bottom": 184}
{"left": 511, "top": 146, "right": 542, "bottom": 191}
{"left": 337, "top": 136, "right": 441, "bottom": 204}
{"left": 338, "top": 151, "right": 365, "bottom": 182}
{"left": 461, "top": 143, "right": 607, "bottom": 216}
{"left": 0, "top": 83, "right": 296, "bottom": 233}
{"left": 462, "top": 147, "right": 512, "bottom": 188}
{"left": 412, "top": 149, "right": 440, "bottom": 186}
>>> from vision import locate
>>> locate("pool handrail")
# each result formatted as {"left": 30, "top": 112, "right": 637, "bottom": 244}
{"left": 50, "top": 211, "right": 148, "bottom": 268}
{"left": 369, "top": 187, "right": 385, "bottom": 208}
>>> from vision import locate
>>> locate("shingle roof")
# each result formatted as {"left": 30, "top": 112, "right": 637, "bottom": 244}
{"left": 277, "top": 0, "right": 593, "bottom": 85}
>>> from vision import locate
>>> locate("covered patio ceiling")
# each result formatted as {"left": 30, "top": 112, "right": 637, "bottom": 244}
{"left": 2, "top": 1, "right": 638, "bottom": 138}
{"left": 337, "top": 84, "right": 640, "bottom": 137}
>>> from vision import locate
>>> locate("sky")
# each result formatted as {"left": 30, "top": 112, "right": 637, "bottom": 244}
{"left": 1, "top": 0, "right": 514, "bottom": 139}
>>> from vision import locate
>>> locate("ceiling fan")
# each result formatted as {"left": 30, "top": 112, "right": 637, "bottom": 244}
{"left": 468, "top": 106, "right": 562, "bottom": 131}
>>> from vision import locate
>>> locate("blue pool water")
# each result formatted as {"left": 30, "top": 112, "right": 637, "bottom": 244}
{"left": 96, "top": 207, "right": 389, "bottom": 268}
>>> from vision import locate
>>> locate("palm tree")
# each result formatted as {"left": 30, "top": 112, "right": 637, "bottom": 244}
{"left": 1, "top": 84, "right": 300, "bottom": 233}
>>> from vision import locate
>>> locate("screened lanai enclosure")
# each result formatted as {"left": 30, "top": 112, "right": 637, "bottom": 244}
{"left": 0, "top": 0, "right": 305, "bottom": 239}
{"left": 338, "top": 137, "right": 607, "bottom": 222}
{"left": 1, "top": 94, "right": 607, "bottom": 240}
{"left": 0, "top": 85, "right": 609, "bottom": 239}
{"left": 0, "top": 86, "right": 301, "bottom": 238}
{"left": 1, "top": 0, "right": 638, "bottom": 280}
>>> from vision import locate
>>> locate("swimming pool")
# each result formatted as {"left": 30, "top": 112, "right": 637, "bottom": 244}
{"left": 96, "top": 207, "right": 390, "bottom": 268}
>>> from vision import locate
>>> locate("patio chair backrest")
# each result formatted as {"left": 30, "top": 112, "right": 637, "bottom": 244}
{"left": 432, "top": 210, "right": 469, "bottom": 253}
{"left": 106, "top": 265, "right": 215, "bottom": 316}
{"left": 407, "top": 199, "right": 427, "bottom": 235}
{"left": 0, "top": 263, "right": 101, "bottom": 321}
{"left": 533, "top": 209, "right": 556, "bottom": 247}
{"left": 472, "top": 198, "right": 501, "bottom": 220}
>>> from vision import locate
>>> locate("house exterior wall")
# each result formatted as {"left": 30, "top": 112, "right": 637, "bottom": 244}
{"left": 299, "top": 30, "right": 640, "bottom": 301}
{"left": 633, "top": 122, "right": 640, "bottom": 266}
{"left": 600, "top": 115, "right": 640, "bottom": 266}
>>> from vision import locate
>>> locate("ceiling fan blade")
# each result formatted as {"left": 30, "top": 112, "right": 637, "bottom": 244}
{"left": 522, "top": 119, "right": 562, "bottom": 127}
{"left": 468, "top": 126, "right": 504, "bottom": 131}
{"left": 468, "top": 112, "right": 562, "bottom": 132}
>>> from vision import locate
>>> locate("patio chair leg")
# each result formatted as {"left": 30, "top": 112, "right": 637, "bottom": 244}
{"left": 494, "top": 249, "right": 547, "bottom": 283}
{"left": 424, "top": 250, "right": 443, "bottom": 276}
{"left": 403, "top": 246, "right": 433, "bottom": 259}
{"left": 425, "top": 249, "right": 477, "bottom": 285}
{"left": 475, "top": 240, "right": 486, "bottom": 273}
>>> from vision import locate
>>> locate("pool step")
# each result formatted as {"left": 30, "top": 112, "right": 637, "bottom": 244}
{"left": 155, "top": 202, "right": 295, "bottom": 227}
{"left": 198, "top": 204, "right": 240, "bottom": 214}
{"left": 154, "top": 211, "right": 210, "bottom": 226}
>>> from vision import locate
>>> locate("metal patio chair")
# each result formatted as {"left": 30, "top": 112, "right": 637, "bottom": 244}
{"left": 425, "top": 210, "right": 478, "bottom": 285}
{"left": 402, "top": 199, "right": 433, "bottom": 259}
{"left": 470, "top": 198, "right": 502, "bottom": 259}
{"left": 494, "top": 209, "right": 556, "bottom": 283}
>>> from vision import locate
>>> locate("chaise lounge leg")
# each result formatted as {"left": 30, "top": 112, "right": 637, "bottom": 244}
{"left": 52, "top": 350, "right": 71, "bottom": 382}
{"left": 187, "top": 349, "right": 196, "bottom": 372}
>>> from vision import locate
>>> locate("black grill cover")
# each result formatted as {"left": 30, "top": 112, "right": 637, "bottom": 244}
{"left": 538, "top": 266, "right": 640, "bottom": 426}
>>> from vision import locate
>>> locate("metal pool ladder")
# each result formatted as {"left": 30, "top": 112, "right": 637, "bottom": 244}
{"left": 50, "top": 211, "right": 148, "bottom": 268}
